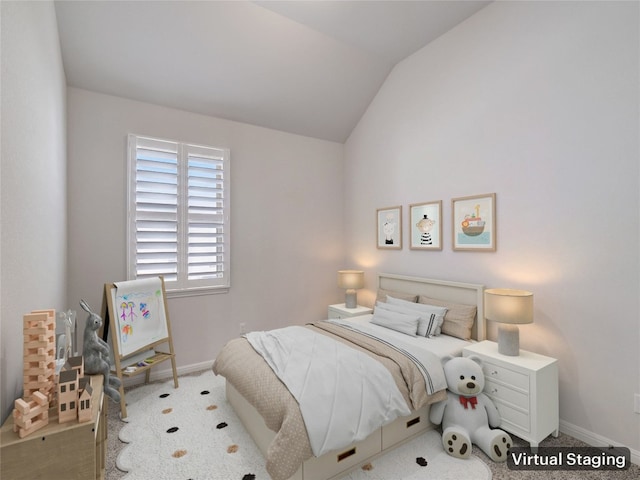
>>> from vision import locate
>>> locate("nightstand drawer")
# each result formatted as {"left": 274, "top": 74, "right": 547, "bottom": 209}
{"left": 483, "top": 363, "right": 529, "bottom": 392}
{"left": 327, "top": 304, "right": 372, "bottom": 320}
{"left": 485, "top": 379, "right": 529, "bottom": 410}
{"left": 495, "top": 401, "right": 530, "bottom": 433}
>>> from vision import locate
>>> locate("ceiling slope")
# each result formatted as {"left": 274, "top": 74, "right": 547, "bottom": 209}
{"left": 54, "top": 1, "right": 490, "bottom": 142}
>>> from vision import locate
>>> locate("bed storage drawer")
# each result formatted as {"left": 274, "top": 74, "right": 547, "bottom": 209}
{"left": 302, "top": 429, "right": 381, "bottom": 480}
{"left": 381, "top": 404, "right": 431, "bottom": 450}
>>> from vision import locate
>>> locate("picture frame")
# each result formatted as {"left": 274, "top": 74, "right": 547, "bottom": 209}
{"left": 452, "top": 193, "right": 496, "bottom": 251}
{"left": 409, "top": 201, "right": 442, "bottom": 250}
{"left": 376, "top": 206, "right": 402, "bottom": 249}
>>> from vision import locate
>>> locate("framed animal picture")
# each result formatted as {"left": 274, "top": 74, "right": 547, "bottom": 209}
{"left": 410, "top": 201, "right": 442, "bottom": 250}
{"left": 376, "top": 206, "right": 402, "bottom": 249}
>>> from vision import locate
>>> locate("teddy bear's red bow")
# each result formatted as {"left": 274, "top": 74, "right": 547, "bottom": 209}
{"left": 460, "top": 396, "right": 478, "bottom": 409}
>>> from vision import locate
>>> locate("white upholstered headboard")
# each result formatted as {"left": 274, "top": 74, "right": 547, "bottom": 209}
{"left": 377, "top": 273, "right": 485, "bottom": 341}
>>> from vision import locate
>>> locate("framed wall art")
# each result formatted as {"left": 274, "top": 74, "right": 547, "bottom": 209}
{"left": 376, "top": 206, "right": 402, "bottom": 249}
{"left": 409, "top": 201, "right": 442, "bottom": 250}
{"left": 452, "top": 193, "right": 496, "bottom": 251}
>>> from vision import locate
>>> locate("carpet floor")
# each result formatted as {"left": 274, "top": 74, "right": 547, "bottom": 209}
{"left": 105, "top": 370, "right": 639, "bottom": 480}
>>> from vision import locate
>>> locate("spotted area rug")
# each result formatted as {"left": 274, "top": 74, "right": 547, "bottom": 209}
{"left": 116, "top": 370, "right": 491, "bottom": 480}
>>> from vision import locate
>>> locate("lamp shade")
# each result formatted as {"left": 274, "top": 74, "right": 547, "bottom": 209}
{"left": 484, "top": 289, "right": 533, "bottom": 325}
{"left": 337, "top": 270, "right": 365, "bottom": 290}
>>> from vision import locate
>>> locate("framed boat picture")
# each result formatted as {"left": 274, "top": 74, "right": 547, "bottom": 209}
{"left": 452, "top": 193, "right": 496, "bottom": 251}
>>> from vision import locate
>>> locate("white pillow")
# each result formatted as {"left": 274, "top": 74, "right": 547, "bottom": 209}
{"left": 386, "top": 296, "right": 448, "bottom": 337}
{"left": 375, "top": 301, "right": 433, "bottom": 337}
{"left": 370, "top": 307, "right": 420, "bottom": 336}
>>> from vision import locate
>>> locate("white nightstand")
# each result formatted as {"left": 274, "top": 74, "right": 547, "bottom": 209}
{"left": 328, "top": 304, "right": 373, "bottom": 320}
{"left": 463, "top": 340, "right": 559, "bottom": 448}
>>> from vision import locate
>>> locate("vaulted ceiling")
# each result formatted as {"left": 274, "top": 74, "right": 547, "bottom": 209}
{"left": 54, "top": 1, "right": 490, "bottom": 142}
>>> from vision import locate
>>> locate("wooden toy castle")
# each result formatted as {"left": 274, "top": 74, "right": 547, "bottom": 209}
{"left": 57, "top": 355, "right": 93, "bottom": 423}
{"left": 12, "top": 310, "right": 92, "bottom": 439}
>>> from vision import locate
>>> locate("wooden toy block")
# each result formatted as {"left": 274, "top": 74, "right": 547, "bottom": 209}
{"left": 12, "top": 391, "right": 50, "bottom": 438}
{"left": 29, "top": 309, "right": 55, "bottom": 322}
{"left": 32, "top": 391, "right": 48, "bottom": 405}
{"left": 23, "top": 312, "right": 50, "bottom": 328}
{"left": 16, "top": 416, "right": 48, "bottom": 438}
{"left": 13, "top": 398, "right": 30, "bottom": 415}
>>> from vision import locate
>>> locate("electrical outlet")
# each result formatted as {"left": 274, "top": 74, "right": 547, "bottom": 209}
{"left": 635, "top": 394, "right": 640, "bottom": 414}
{"left": 239, "top": 322, "right": 246, "bottom": 334}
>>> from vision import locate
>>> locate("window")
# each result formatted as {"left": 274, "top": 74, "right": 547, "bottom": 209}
{"left": 127, "top": 134, "right": 230, "bottom": 295}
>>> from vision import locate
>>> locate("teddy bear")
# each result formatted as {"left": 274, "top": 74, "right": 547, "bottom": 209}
{"left": 80, "top": 300, "right": 122, "bottom": 402}
{"left": 429, "top": 355, "right": 512, "bottom": 462}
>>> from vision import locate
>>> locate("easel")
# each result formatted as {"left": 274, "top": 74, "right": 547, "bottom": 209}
{"left": 101, "top": 276, "right": 178, "bottom": 419}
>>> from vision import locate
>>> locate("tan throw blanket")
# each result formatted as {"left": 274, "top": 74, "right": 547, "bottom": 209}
{"left": 212, "top": 321, "right": 447, "bottom": 480}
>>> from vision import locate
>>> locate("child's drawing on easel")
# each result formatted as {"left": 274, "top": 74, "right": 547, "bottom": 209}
{"left": 112, "top": 278, "right": 168, "bottom": 357}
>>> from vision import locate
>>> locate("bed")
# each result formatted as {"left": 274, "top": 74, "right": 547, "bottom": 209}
{"left": 212, "top": 273, "right": 485, "bottom": 480}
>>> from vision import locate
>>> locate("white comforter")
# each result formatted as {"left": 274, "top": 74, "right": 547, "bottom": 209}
{"left": 244, "top": 325, "right": 411, "bottom": 456}
{"left": 328, "top": 319, "right": 449, "bottom": 395}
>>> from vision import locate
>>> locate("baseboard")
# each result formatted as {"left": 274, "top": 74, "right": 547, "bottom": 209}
{"left": 560, "top": 419, "right": 640, "bottom": 466}
{"left": 120, "top": 360, "right": 213, "bottom": 388}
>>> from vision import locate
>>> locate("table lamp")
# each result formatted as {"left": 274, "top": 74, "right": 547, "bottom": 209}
{"left": 484, "top": 288, "right": 533, "bottom": 356}
{"left": 338, "top": 270, "right": 364, "bottom": 308}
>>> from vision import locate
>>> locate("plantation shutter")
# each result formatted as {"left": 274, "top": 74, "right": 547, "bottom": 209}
{"left": 184, "top": 144, "right": 227, "bottom": 284}
{"left": 127, "top": 135, "right": 230, "bottom": 294}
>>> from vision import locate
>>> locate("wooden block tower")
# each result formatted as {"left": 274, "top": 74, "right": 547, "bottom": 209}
{"left": 22, "top": 310, "right": 56, "bottom": 403}
{"left": 12, "top": 310, "right": 56, "bottom": 437}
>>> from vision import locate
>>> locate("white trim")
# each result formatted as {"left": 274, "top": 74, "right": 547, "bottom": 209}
{"left": 559, "top": 419, "right": 640, "bottom": 466}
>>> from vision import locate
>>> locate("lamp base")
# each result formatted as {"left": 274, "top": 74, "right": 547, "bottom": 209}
{"left": 498, "top": 324, "right": 520, "bottom": 356}
{"left": 345, "top": 290, "right": 357, "bottom": 309}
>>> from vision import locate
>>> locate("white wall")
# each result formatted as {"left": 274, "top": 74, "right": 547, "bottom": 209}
{"left": 66, "top": 88, "right": 345, "bottom": 370}
{"left": 344, "top": 1, "right": 639, "bottom": 454}
{"left": 0, "top": 1, "right": 68, "bottom": 422}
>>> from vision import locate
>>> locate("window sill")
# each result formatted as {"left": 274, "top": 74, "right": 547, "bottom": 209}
{"left": 165, "top": 286, "right": 230, "bottom": 299}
